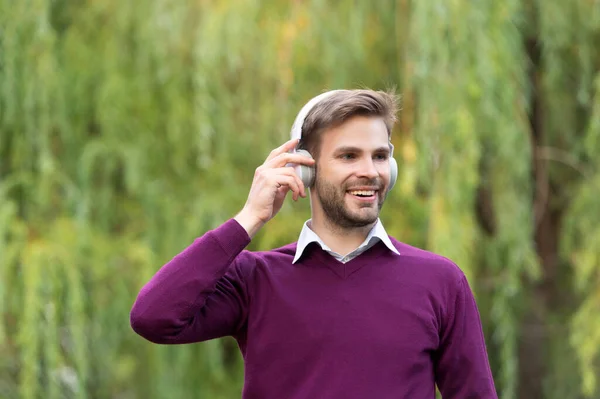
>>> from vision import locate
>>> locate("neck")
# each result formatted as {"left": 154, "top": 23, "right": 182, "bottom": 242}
{"left": 309, "top": 214, "right": 376, "bottom": 256}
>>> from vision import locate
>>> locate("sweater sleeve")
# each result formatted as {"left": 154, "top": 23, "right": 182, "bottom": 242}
{"left": 434, "top": 275, "right": 498, "bottom": 398}
{"left": 129, "top": 218, "right": 252, "bottom": 344}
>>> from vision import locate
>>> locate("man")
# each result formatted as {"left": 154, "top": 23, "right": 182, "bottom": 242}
{"left": 130, "top": 89, "right": 498, "bottom": 398}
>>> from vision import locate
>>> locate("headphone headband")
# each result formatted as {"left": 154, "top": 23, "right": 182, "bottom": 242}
{"left": 290, "top": 90, "right": 343, "bottom": 142}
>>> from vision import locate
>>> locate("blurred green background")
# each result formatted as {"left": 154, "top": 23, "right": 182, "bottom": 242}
{"left": 1, "top": 0, "right": 600, "bottom": 398}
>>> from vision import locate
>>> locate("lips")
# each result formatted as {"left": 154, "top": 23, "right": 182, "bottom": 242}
{"left": 348, "top": 189, "right": 376, "bottom": 197}
{"left": 347, "top": 183, "right": 381, "bottom": 193}
{"left": 346, "top": 187, "right": 380, "bottom": 202}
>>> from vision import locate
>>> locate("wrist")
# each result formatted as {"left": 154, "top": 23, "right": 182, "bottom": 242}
{"left": 234, "top": 208, "right": 265, "bottom": 239}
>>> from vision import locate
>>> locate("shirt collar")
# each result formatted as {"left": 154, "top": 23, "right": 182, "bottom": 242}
{"left": 292, "top": 218, "right": 400, "bottom": 264}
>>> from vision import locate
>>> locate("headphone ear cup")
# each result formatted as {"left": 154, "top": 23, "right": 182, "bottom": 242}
{"left": 293, "top": 149, "right": 315, "bottom": 188}
{"left": 388, "top": 157, "right": 398, "bottom": 191}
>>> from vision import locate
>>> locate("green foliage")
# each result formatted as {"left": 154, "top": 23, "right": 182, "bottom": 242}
{"left": 1, "top": 0, "right": 600, "bottom": 398}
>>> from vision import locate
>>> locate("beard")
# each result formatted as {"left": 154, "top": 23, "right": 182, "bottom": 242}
{"left": 314, "top": 175, "right": 386, "bottom": 229}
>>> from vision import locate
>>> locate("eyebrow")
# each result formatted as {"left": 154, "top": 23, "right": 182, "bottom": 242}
{"left": 333, "top": 146, "right": 391, "bottom": 155}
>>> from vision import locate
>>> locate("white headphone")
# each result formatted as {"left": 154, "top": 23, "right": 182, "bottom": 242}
{"left": 290, "top": 90, "right": 398, "bottom": 191}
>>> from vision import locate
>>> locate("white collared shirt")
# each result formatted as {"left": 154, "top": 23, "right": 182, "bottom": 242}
{"left": 292, "top": 218, "right": 400, "bottom": 264}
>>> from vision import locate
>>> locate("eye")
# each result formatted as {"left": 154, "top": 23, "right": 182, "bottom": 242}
{"left": 374, "top": 153, "right": 389, "bottom": 161}
{"left": 340, "top": 153, "right": 356, "bottom": 160}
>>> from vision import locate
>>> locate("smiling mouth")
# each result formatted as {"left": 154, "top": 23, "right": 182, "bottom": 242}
{"left": 348, "top": 189, "right": 376, "bottom": 197}
{"left": 346, "top": 190, "right": 379, "bottom": 203}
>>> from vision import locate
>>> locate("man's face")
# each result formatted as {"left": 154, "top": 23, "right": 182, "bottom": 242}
{"left": 313, "top": 115, "right": 391, "bottom": 229}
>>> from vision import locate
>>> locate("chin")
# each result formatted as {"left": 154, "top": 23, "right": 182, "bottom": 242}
{"left": 344, "top": 210, "right": 379, "bottom": 227}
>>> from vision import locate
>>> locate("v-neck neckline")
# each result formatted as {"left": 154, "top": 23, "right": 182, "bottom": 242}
{"left": 299, "top": 241, "right": 390, "bottom": 279}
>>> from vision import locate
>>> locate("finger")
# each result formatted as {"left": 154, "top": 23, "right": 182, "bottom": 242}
{"left": 256, "top": 166, "right": 306, "bottom": 198}
{"left": 265, "top": 138, "right": 300, "bottom": 162}
{"left": 271, "top": 173, "right": 302, "bottom": 201}
{"left": 265, "top": 152, "right": 315, "bottom": 169}
{"left": 275, "top": 167, "right": 307, "bottom": 198}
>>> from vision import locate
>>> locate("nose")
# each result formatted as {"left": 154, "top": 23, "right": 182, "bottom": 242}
{"left": 356, "top": 157, "right": 379, "bottom": 179}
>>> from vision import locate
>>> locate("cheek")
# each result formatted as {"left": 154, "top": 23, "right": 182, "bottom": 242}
{"left": 319, "top": 164, "right": 347, "bottom": 183}
{"left": 378, "top": 163, "right": 391, "bottom": 179}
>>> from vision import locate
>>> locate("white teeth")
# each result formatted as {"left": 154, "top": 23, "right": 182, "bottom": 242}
{"left": 349, "top": 190, "right": 375, "bottom": 196}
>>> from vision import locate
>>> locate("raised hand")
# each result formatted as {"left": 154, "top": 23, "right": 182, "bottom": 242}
{"left": 234, "top": 138, "right": 315, "bottom": 238}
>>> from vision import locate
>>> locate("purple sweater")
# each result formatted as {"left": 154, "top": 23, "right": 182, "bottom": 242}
{"left": 130, "top": 219, "right": 497, "bottom": 399}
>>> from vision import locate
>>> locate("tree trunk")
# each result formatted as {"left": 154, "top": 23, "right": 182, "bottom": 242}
{"left": 518, "top": 34, "right": 562, "bottom": 399}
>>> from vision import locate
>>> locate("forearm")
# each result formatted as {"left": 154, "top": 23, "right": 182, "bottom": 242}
{"left": 436, "top": 275, "right": 498, "bottom": 398}
{"left": 130, "top": 218, "right": 251, "bottom": 343}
